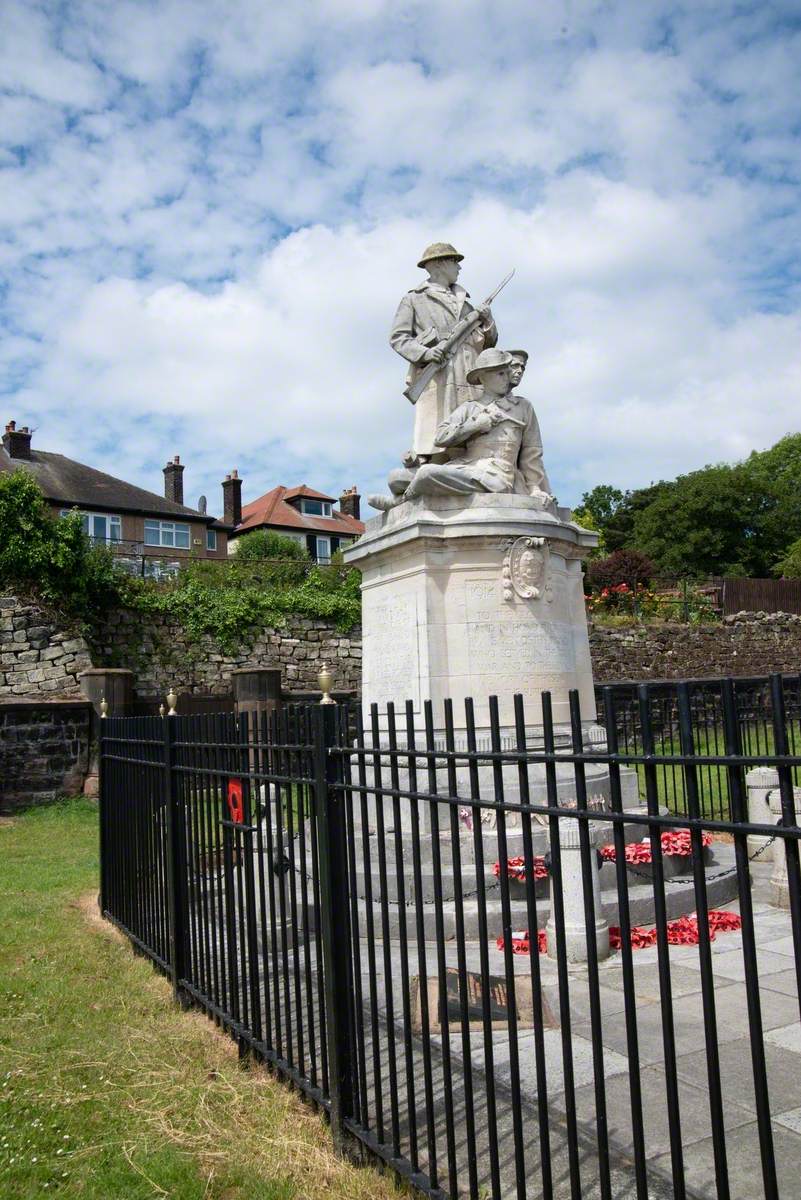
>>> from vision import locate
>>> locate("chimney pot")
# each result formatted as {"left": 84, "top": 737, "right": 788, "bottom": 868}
{"left": 163, "top": 455, "right": 185, "bottom": 505}
{"left": 2, "top": 420, "right": 32, "bottom": 460}
{"left": 339, "top": 485, "right": 361, "bottom": 522}
{"left": 222, "top": 470, "right": 243, "bottom": 527}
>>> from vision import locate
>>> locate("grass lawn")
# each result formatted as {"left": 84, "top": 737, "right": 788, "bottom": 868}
{"left": 0, "top": 799, "right": 399, "bottom": 1200}
{"left": 631, "top": 721, "right": 801, "bottom": 820}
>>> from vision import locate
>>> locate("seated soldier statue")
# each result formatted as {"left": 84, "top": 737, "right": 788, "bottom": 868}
{"left": 369, "top": 348, "right": 555, "bottom": 510}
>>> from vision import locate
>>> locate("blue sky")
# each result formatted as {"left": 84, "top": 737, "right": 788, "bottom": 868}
{"left": 2, "top": 0, "right": 800, "bottom": 518}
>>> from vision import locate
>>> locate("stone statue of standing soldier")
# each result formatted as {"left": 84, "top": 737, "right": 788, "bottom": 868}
{"left": 389, "top": 242, "right": 498, "bottom": 464}
{"left": 371, "top": 243, "right": 556, "bottom": 513}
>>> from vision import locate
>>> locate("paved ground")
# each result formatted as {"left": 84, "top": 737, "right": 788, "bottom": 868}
{"left": 194, "top": 854, "right": 801, "bottom": 1197}
{"left": 347, "top": 863, "right": 801, "bottom": 1199}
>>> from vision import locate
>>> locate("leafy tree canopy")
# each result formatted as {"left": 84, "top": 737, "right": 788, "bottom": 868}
{"left": 774, "top": 537, "right": 801, "bottom": 579}
{"left": 578, "top": 433, "right": 801, "bottom": 579}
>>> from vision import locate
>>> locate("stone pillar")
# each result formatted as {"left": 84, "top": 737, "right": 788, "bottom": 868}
{"left": 546, "top": 817, "right": 609, "bottom": 963}
{"left": 746, "top": 767, "right": 779, "bottom": 855}
{"left": 78, "top": 669, "right": 134, "bottom": 797}
{"left": 78, "top": 668, "right": 134, "bottom": 718}
{"left": 231, "top": 668, "right": 282, "bottom": 727}
{"left": 768, "top": 785, "right": 801, "bottom": 910}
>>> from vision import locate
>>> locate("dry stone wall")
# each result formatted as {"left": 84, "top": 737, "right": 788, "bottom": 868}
{"left": 90, "top": 608, "right": 362, "bottom": 697}
{"left": 590, "top": 612, "right": 801, "bottom": 683}
{"left": 3, "top": 593, "right": 801, "bottom": 701}
{"left": 0, "top": 596, "right": 93, "bottom": 698}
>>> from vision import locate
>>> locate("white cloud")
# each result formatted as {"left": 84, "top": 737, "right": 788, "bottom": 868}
{"left": 1, "top": 0, "right": 800, "bottom": 515}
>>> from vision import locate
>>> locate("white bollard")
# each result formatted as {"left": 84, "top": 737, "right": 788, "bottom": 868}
{"left": 768, "top": 785, "right": 801, "bottom": 910}
{"left": 547, "top": 816, "right": 609, "bottom": 963}
{"left": 746, "top": 767, "right": 780, "bottom": 856}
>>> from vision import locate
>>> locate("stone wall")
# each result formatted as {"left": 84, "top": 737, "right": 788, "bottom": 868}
{"left": 0, "top": 596, "right": 93, "bottom": 698}
{"left": 90, "top": 608, "right": 362, "bottom": 697}
{"left": 4, "top": 593, "right": 801, "bottom": 703}
{"left": 590, "top": 611, "right": 801, "bottom": 683}
{"left": 0, "top": 699, "right": 91, "bottom": 812}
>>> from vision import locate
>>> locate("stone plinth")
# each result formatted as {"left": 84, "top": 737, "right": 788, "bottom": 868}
{"left": 343, "top": 493, "right": 598, "bottom": 735}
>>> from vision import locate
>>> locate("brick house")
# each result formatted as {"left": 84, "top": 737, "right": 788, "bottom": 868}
{"left": 229, "top": 483, "right": 364, "bottom": 562}
{"left": 1, "top": 420, "right": 232, "bottom": 576}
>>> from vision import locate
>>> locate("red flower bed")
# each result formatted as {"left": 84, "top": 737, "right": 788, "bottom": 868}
{"left": 493, "top": 855, "right": 548, "bottom": 882}
{"left": 600, "top": 828, "right": 713, "bottom": 865}
{"left": 497, "top": 910, "right": 741, "bottom": 956}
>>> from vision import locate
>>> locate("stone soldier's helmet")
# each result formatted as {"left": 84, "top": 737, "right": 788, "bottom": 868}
{"left": 465, "top": 348, "right": 513, "bottom": 384}
{"left": 507, "top": 349, "right": 529, "bottom": 363}
{"left": 417, "top": 241, "right": 464, "bottom": 269}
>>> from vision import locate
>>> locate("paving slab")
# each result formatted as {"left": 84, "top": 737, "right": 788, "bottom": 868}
{"left": 764, "top": 1020, "right": 801, "bottom": 1053}
{"left": 454, "top": 1026, "right": 630, "bottom": 1100}
{"left": 762, "top": 933, "right": 800, "bottom": 957}
{"left": 759, "top": 968, "right": 801, "bottom": 999}
{"left": 774, "top": 1105, "right": 801, "bottom": 1134}
{"left": 572, "top": 1064, "right": 756, "bottom": 1159}
{"left": 711, "top": 946, "right": 794, "bottom": 981}
{"left": 653, "top": 1120, "right": 801, "bottom": 1200}
{"left": 674, "top": 1037, "right": 801, "bottom": 1115}
{"left": 594, "top": 959, "right": 707, "bottom": 1000}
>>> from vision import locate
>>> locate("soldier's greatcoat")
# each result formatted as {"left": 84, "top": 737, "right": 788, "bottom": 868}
{"left": 389, "top": 280, "right": 497, "bottom": 458}
{"left": 403, "top": 392, "right": 552, "bottom": 501}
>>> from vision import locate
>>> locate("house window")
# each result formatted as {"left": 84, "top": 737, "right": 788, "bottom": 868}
{"left": 144, "top": 519, "right": 190, "bottom": 549}
{"left": 300, "top": 499, "right": 332, "bottom": 517}
{"left": 206, "top": 528, "right": 217, "bottom": 551}
{"left": 315, "top": 536, "right": 331, "bottom": 564}
{"left": 61, "top": 510, "right": 121, "bottom": 544}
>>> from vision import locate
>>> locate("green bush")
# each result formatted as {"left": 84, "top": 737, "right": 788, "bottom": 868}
{"left": 0, "top": 470, "right": 121, "bottom": 618}
{"left": 234, "top": 529, "right": 308, "bottom": 560}
{"left": 0, "top": 471, "right": 362, "bottom": 647}
{"left": 119, "top": 558, "right": 361, "bottom": 651}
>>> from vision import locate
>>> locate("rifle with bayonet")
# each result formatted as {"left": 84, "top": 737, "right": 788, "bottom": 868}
{"left": 403, "top": 269, "right": 515, "bottom": 404}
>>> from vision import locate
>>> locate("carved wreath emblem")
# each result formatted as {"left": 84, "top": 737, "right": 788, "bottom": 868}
{"left": 502, "top": 536, "right": 549, "bottom": 601}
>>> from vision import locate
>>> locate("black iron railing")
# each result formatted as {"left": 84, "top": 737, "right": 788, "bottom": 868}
{"left": 100, "top": 675, "right": 801, "bottom": 1199}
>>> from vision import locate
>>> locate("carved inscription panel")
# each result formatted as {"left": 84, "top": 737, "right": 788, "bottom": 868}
{"left": 363, "top": 593, "right": 420, "bottom": 707}
{"left": 467, "top": 617, "right": 576, "bottom": 677}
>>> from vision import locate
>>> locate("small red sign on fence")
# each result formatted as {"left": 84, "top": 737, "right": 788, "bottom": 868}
{"left": 226, "top": 778, "right": 244, "bottom": 824}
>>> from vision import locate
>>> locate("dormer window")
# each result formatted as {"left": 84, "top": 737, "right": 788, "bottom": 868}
{"left": 300, "top": 498, "right": 332, "bottom": 517}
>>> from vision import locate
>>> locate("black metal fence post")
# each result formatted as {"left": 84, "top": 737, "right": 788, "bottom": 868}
{"left": 312, "top": 701, "right": 356, "bottom": 1155}
{"left": 98, "top": 715, "right": 108, "bottom": 917}
{"left": 163, "top": 712, "right": 189, "bottom": 1003}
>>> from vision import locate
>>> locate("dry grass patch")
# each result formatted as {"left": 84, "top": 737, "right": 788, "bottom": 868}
{"left": 0, "top": 799, "right": 402, "bottom": 1200}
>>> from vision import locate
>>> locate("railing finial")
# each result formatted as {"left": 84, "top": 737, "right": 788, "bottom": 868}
{"left": 100, "top": 695, "right": 108, "bottom": 719}
{"left": 318, "top": 663, "right": 336, "bottom": 705}
{"left": 166, "top": 686, "right": 178, "bottom": 716}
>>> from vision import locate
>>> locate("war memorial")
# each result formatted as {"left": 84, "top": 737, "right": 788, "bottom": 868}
{"left": 98, "top": 242, "right": 801, "bottom": 1200}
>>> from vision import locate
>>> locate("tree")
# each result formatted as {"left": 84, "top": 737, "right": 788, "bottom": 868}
{"left": 579, "top": 484, "right": 624, "bottom": 531}
{"left": 774, "top": 537, "right": 801, "bottom": 579}
{"left": 571, "top": 506, "right": 605, "bottom": 558}
{"left": 0, "top": 469, "right": 119, "bottom": 616}
{"left": 234, "top": 529, "right": 309, "bottom": 561}
{"left": 628, "top": 463, "right": 767, "bottom": 578}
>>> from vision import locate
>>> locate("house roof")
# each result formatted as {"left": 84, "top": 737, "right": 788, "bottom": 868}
{"left": 0, "top": 446, "right": 218, "bottom": 524}
{"left": 282, "top": 484, "right": 335, "bottom": 502}
{"left": 235, "top": 484, "right": 365, "bottom": 538}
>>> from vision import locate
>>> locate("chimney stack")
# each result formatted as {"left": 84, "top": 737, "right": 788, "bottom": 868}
{"left": 2, "top": 421, "right": 32, "bottom": 460}
{"left": 163, "top": 455, "right": 185, "bottom": 505}
{"left": 339, "top": 485, "right": 361, "bottom": 522}
{"left": 222, "top": 469, "right": 242, "bottom": 527}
